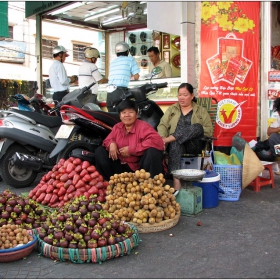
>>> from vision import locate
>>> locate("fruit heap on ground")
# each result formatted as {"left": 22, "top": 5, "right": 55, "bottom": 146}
{"left": 0, "top": 189, "right": 50, "bottom": 229}
{"left": 39, "top": 195, "right": 136, "bottom": 249}
{"left": 103, "top": 170, "right": 181, "bottom": 224}
{"left": 28, "top": 157, "right": 108, "bottom": 208}
{"left": 0, "top": 224, "right": 34, "bottom": 250}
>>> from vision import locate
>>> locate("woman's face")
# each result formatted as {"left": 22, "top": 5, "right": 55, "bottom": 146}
{"left": 178, "top": 87, "right": 194, "bottom": 107}
{"left": 120, "top": 108, "right": 137, "bottom": 127}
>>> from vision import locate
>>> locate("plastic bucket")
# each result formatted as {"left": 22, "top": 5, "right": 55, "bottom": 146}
{"left": 192, "top": 171, "right": 223, "bottom": 208}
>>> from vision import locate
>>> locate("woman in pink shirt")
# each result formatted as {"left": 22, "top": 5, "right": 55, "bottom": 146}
{"left": 95, "top": 100, "right": 165, "bottom": 181}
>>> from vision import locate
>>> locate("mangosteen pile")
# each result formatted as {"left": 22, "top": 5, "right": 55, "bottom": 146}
{"left": 39, "top": 194, "right": 136, "bottom": 249}
{"left": 0, "top": 189, "right": 50, "bottom": 229}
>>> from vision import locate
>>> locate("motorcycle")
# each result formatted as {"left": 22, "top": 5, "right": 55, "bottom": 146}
{"left": 12, "top": 93, "right": 57, "bottom": 116}
{"left": 48, "top": 66, "right": 167, "bottom": 165}
{"left": 0, "top": 82, "right": 95, "bottom": 188}
{"left": 12, "top": 94, "right": 35, "bottom": 112}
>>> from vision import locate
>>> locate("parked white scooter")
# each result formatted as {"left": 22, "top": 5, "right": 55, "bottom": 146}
{"left": 0, "top": 82, "right": 95, "bottom": 188}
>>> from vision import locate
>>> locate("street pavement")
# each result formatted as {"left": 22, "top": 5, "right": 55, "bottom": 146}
{"left": 1, "top": 169, "right": 280, "bottom": 279}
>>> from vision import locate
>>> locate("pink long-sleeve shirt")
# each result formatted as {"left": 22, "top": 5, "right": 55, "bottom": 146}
{"left": 103, "top": 119, "right": 164, "bottom": 171}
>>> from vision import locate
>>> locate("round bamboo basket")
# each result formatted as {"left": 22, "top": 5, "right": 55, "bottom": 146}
{"left": 35, "top": 223, "right": 140, "bottom": 264}
{"left": 129, "top": 213, "right": 180, "bottom": 233}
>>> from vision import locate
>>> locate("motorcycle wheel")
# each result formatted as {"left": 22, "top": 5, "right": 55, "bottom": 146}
{"left": 0, "top": 144, "right": 37, "bottom": 188}
{"left": 57, "top": 141, "right": 96, "bottom": 163}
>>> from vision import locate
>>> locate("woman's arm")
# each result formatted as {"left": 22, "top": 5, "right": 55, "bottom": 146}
{"left": 268, "top": 126, "right": 280, "bottom": 136}
{"left": 157, "top": 107, "right": 172, "bottom": 137}
{"left": 128, "top": 122, "right": 164, "bottom": 156}
{"left": 201, "top": 107, "right": 213, "bottom": 137}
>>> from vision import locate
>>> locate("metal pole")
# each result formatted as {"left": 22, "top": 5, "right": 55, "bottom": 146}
{"left": 260, "top": 2, "right": 271, "bottom": 140}
{"left": 35, "top": 15, "right": 42, "bottom": 95}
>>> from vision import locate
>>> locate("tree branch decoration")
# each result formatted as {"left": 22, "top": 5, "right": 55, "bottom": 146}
{"left": 201, "top": 2, "right": 256, "bottom": 34}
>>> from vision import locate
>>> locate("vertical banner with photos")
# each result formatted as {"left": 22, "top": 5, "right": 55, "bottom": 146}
{"left": 199, "top": 2, "right": 260, "bottom": 146}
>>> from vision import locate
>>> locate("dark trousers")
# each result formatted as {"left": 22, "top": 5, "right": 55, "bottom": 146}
{"left": 53, "top": 90, "right": 69, "bottom": 102}
{"left": 106, "top": 87, "right": 127, "bottom": 112}
{"left": 95, "top": 146, "right": 164, "bottom": 181}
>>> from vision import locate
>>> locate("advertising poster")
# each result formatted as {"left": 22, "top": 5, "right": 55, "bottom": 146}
{"left": 199, "top": 2, "right": 260, "bottom": 146}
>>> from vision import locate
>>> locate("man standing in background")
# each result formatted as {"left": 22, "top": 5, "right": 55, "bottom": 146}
{"left": 147, "top": 46, "right": 172, "bottom": 78}
{"left": 107, "top": 41, "right": 140, "bottom": 112}
{"left": 48, "top": 45, "right": 78, "bottom": 102}
{"left": 78, "top": 47, "right": 108, "bottom": 104}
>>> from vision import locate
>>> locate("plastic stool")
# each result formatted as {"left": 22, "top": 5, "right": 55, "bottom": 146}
{"left": 249, "top": 163, "right": 275, "bottom": 192}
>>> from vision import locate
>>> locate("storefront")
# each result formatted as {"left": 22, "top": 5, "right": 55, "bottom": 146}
{"left": 25, "top": 1, "right": 189, "bottom": 110}
{"left": 25, "top": 2, "right": 275, "bottom": 150}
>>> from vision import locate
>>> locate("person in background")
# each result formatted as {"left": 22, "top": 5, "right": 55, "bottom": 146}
{"left": 157, "top": 83, "right": 213, "bottom": 196}
{"left": 95, "top": 100, "right": 164, "bottom": 181}
{"left": 107, "top": 41, "right": 140, "bottom": 112}
{"left": 147, "top": 46, "right": 172, "bottom": 78}
{"left": 78, "top": 47, "right": 108, "bottom": 104}
{"left": 48, "top": 45, "right": 78, "bottom": 102}
{"left": 267, "top": 97, "right": 280, "bottom": 156}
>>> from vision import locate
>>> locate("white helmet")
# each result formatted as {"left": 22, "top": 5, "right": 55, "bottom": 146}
{"left": 53, "top": 45, "right": 68, "bottom": 56}
{"left": 115, "top": 41, "right": 129, "bottom": 54}
{"left": 85, "top": 47, "right": 100, "bottom": 58}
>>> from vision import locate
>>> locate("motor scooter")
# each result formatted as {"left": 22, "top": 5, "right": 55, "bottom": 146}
{"left": 48, "top": 67, "right": 167, "bottom": 164}
{"left": 0, "top": 82, "right": 95, "bottom": 188}
{"left": 12, "top": 94, "right": 35, "bottom": 111}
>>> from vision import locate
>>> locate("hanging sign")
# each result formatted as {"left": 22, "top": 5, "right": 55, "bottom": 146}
{"left": 198, "top": 2, "right": 260, "bottom": 146}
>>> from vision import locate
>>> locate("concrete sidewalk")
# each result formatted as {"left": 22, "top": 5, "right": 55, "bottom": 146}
{"left": 1, "top": 172, "right": 280, "bottom": 278}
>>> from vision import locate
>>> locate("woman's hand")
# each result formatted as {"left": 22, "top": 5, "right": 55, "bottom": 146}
{"left": 119, "top": 146, "right": 130, "bottom": 157}
{"left": 162, "top": 135, "right": 176, "bottom": 144}
{"left": 109, "top": 142, "right": 119, "bottom": 160}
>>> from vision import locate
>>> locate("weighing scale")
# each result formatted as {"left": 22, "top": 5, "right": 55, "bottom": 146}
{"left": 171, "top": 169, "right": 206, "bottom": 216}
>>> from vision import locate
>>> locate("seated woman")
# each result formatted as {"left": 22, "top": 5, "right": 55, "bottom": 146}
{"left": 95, "top": 99, "right": 165, "bottom": 181}
{"left": 157, "top": 83, "right": 213, "bottom": 195}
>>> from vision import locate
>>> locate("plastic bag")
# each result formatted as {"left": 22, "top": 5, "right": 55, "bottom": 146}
{"left": 214, "top": 151, "right": 241, "bottom": 165}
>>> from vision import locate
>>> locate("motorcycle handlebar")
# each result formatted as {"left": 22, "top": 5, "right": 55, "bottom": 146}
{"left": 113, "top": 82, "right": 168, "bottom": 108}
{"left": 86, "top": 82, "right": 96, "bottom": 90}
{"left": 49, "top": 82, "right": 96, "bottom": 114}
{"left": 156, "top": 82, "right": 168, "bottom": 89}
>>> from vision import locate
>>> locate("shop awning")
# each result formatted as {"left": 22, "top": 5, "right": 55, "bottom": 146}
{"left": 0, "top": 62, "right": 36, "bottom": 81}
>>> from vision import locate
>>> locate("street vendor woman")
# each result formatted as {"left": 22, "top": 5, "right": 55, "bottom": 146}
{"left": 157, "top": 83, "right": 213, "bottom": 196}
{"left": 95, "top": 100, "right": 165, "bottom": 181}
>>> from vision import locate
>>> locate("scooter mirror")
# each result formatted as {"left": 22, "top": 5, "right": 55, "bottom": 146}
{"left": 144, "top": 73, "right": 152, "bottom": 79}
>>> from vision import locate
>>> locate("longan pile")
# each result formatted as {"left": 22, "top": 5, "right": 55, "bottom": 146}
{"left": 0, "top": 224, "right": 33, "bottom": 250}
{"left": 103, "top": 169, "right": 180, "bottom": 224}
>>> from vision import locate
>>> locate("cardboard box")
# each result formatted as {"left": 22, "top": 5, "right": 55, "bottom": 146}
{"left": 181, "top": 157, "right": 200, "bottom": 169}
{"left": 180, "top": 156, "right": 213, "bottom": 171}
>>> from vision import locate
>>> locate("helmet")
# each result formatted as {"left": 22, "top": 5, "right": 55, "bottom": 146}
{"left": 115, "top": 41, "right": 129, "bottom": 54}
{"left": 84, "top": 47, "right": 100, "bottom": 58}
{"left": 53, "top": 45, "right": 69, "bottom": 56}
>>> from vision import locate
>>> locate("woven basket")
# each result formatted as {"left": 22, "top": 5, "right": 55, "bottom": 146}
{"left": 36, "top": 223, "right": 140, "bottom": 264}
{"left": 130, "top": 213, "right": 180, "bottom": 233}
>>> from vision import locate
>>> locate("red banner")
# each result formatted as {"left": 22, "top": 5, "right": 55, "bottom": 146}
{"left": 198, "top": 2, "right": 260, "bottom": 146}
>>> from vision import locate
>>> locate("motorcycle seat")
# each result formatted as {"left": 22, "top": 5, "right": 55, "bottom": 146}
{"left": 9, "top": 109, "right": 62, "bottom": 128}
{"left": 82, "top": 109, "right": 120, "bottom": 127}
